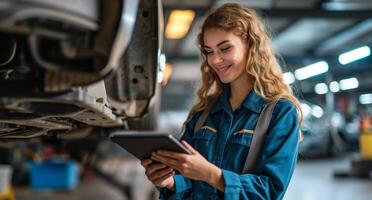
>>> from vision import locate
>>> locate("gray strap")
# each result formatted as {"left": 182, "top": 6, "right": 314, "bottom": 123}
{"left": 243, "top": 100, "right": 279, "bottom": 173}
{"left": 194, "top": 97, "right": 217, "bottom": 133}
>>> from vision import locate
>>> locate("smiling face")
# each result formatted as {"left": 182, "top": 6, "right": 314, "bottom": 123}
{"left": 203, "top": 28, "right": 248, "bottom": 84}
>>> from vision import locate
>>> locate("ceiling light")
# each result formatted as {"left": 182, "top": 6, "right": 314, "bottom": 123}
{"left": 329, "top": 81, "right": 340, "bottom": 93}
{"left": 165, "top": 10, "right": 195, "bottom": 39}
{"left": 339, "top": 77, "right": 359, "bottom": 90}
{"left": 359, "top": 94, "right": 372, "bottom": 104}
{"left": 311, "top": 105, "right": 324, "bottom": 118}
{"left": 301, "top": 103, "right": 311, "bottom": 117}
{"left": 314, "top": 83, "right": 328, "bottom": 94}
{"left": 159, "top": 53, "right": 166, "bottom": 71}
{"left": 294, "top": 61, "right": 329, "bottom": 80}
{"left": 339, "top": 46, "right": 370, "bottom": 65}
{"left": 283, "top": 72, "right": 295, "bottom": 84}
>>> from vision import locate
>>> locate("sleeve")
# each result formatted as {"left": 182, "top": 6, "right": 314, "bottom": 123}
{"left": 222, "top": 100, "right": 300, "bottom": 200}
{"left": 158, "top": 112, "right": 201, "bottom": 199}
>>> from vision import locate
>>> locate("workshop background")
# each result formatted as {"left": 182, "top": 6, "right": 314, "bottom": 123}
{"left": 1, "top": 0, "right": 372, "bottom": 200}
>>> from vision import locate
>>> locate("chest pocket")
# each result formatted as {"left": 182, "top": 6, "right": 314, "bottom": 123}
{"left": 192, "top": 126, "right": 216, "bottom": 160}
{"left": 225, "top": 130, "right": 254, "bottom": 170}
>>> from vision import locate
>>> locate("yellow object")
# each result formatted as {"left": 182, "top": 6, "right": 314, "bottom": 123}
{"left": 360, "top": 131, "right": 372, "bottom": 159}
{"left": 234, "top": 129, "right": 255, "bottom": 135}
{"left": 161, "top": 63, "right": 173, "bottom": 86}
{"left": 200, "top": 125, "right": 217, "bottom": 133}
{"left": 165, "top": 10, "right": 195, "bottom": 39}
{"left": 0, "top": 186, "right": 15, "bottom": 200}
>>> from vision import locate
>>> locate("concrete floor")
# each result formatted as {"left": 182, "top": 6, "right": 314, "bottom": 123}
{"left": 15, "top": 178, "right": 126, "bottom": 200}
{"left": 14, "top": 154, "right": 372, "bottom": 200}
{"left": 285, "top": 155, "right": 372, "bottom": 200}
{"left": 15, "top": 172, "right": 155, "bottom": 200}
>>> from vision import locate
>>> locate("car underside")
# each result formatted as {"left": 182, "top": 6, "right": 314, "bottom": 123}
{"left": 0, "top": 0, "right": 163, "bottom": 141}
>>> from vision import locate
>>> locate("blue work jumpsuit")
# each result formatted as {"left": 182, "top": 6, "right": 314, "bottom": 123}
{"left": 160, "top": 87, "right": 300, "bottom": 199}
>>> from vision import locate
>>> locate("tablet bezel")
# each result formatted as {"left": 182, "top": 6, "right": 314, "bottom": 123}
{"left": 110, "top": 132, "right": 190, "bottom": 160}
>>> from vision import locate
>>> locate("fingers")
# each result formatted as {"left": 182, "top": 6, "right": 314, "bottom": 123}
{"left": 153, "top": 171, "right": 174, "bottom": 186}
{"left": 140, "top": 159, "right": 152, "bottom": 168}
{"left": 148, "top": 167, "right": 174, "bottom": 182}
{"left": 152, "top": 151, "right": 181, "bottom": 164}
{"left": 155, "top": 150, "right": 185, "bottom": 160}
{"left": 151, "top": 154, "right": 180, "bottom": 171}
{"left": 181, "top": 140, "right": 197, "bottom": 154}
{"left": 145, "top": 166, "right": 174, "bottom": 188}
{"left": 146, "top": 162, "right": 168, "bottom": 175}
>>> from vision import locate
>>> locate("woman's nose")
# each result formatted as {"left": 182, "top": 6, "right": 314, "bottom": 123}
{"left": 210, "top": 53, "right": 224, "bottom": 65}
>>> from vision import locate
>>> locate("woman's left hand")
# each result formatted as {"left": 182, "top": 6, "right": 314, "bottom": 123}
{"left": 151, "top": 140, "right": 221, "bottom": 183}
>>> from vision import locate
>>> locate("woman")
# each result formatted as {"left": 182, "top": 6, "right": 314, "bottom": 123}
{"left": 141, "top": 3, "right": 302, "bottom": 199}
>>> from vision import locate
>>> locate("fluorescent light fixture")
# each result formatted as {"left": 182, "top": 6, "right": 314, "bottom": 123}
{"left": 314, "top": 83, "right": 328, "bottom": 94}
{"left": 158, "top": 54, "right": 166, "bottom": 83}
{"left": 339, "top": 77, "right": 359, "bottom": 90}
{"left": 323, "top": 2, "right": 369, "bottom": 11}
{"left": 301, "top": 103, "right": 311, "bottom": 117}
{"left": 157, "top": 70, "right": 163, "bottom": 83}
{"left": 165, "top": 10, "right": 195, "bottom": 39}
{"left": 329, "top": 81, "right": 340, "bottom": 93}
{"left": 359, "top": 93, "right": 372, "bottom": 104}
{"left": 312, "top": 105, "right": 324, "bottom": 118}
{"left": 339, "top": 46, "right": 371, "bottom": 65}
{"left": 283, "top": 72, "right": 295, "bottom": 84}
{"left": 295, "top": 61, "right": 329, "bottom": 80}
{"left": 159, "top": 53, "right": 166, "bottom": 71}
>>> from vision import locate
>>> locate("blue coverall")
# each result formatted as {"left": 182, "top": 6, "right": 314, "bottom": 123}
{"left": 160, "top": 87, "right": 300, "bottom": 199}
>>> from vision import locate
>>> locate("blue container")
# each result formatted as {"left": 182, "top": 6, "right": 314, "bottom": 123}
{"left": 29, "top": 160, "right": 79, "bottom": 190}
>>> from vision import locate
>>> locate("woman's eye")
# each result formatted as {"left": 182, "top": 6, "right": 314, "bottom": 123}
{"left": 221, "top": 46, "right": 231, "bottom": 52}
{"left": 204, "top": 50, "right": 213, "bottom": 55}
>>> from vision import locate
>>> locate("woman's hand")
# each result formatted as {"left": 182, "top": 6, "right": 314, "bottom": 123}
{"left": 140, "top": 159, "right": 175, "bottom": 190}
{"left": 151, "top": 141, "right": 224, "bottom": 191}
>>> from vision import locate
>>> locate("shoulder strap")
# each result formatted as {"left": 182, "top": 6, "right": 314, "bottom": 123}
{"left": 243, "top": 99, "right": 279, "bottom": 173}
{"left": 194, "top": 96, "right": 218, "bottom": 133}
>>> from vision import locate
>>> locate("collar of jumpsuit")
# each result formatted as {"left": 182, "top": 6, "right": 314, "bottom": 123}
{"left": 211, "top": 85, "right": 268, "bottom": 116}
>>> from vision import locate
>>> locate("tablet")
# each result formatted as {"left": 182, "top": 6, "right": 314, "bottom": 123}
{"left": 110, "top": 132, "right": 190, "bottom": 160}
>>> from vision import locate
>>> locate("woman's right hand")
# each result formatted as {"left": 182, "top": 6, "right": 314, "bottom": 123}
{"left": 141, "top": 159, "right": 175, "bottom": 190}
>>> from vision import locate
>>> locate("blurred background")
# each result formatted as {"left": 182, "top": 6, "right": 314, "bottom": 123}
{"left": 1, "top": 0, "right": 372, "bottom": 199}
{"left": 159, "top": 0, "right": 372, "bottom": 200}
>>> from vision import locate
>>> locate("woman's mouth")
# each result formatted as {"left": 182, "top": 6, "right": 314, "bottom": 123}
{"left": 215, "top": 64, "right": 232, "bottom": 75}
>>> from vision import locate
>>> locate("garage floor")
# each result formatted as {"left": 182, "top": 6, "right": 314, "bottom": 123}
{"left": 14, "top": 154, "right": 372, "bottom": 200}
{"left": 285, "top": 154, "right": 372, "bottom": 200}
{"left": 15, "top": 177, "right": 128, "bottom": 200}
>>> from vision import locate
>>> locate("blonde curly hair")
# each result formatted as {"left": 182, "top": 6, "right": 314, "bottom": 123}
{"left": 190, "top": 3, "right": 302, "bottom": 124}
